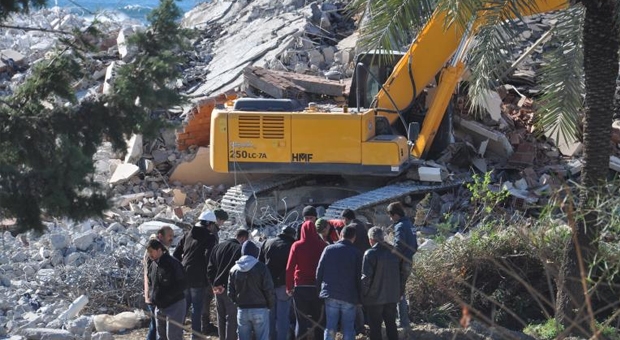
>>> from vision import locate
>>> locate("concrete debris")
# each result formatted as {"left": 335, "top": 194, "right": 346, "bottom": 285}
{"left": 109, "top": 163, "right": 140, "bottom": 185}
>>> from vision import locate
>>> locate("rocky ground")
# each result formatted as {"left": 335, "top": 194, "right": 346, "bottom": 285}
{"left": 0, "top": 1, "right": 616, "bottom": 339}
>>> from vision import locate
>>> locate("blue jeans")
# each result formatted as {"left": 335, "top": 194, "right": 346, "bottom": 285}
{"left": 147, "top": 304, "right": 156, "bottom": 340}
{"left": 270, "top": 286, "right": 291, "bottom": 340}
{"left": 185, "top": 287, "right": 205, "bottom": 339}
{"left": 237, "top": 308, "right": 270, "bottom": 340}
{"left": 324, "top": 298, "right": 356, "bottom": 340}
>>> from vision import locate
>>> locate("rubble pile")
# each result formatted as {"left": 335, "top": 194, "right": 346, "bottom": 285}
{"left": 179, "top": 0, "right": 357, "bottom": 96}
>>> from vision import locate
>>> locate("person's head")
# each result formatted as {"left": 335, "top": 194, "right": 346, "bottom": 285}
{"left": 341, "top": 225, "right": 356, "bottom": 242}
{"left": 302, "top": 205, "right": 317, "bottom": 222}
{"left": 387, "top": 202, "right": 405, "bottom": 222}
{"left": 146, "top": 239, "right": 166, "bottom": 261}
{"left": 235, "top": 229, "right": 250, "bottom": 243}
{"left": 341, "top": 209, "right": 355, "bottom": 223}
{"left": 156, "top": 226, "right": 174, "bottom": 247}
{"left": 214, "top": 208, "right": 229, "bottom": 227}
{"left": 280, "top": 225, "right": 296, "bottom": 239}
{"left": 241, "top": 240, "right": 259, "bottom": 258}
{"left": 367, "top": 227, "right": 384, "bottom": 246}
{"left": 315, "top": 218, "right": 329, "bottom": 237}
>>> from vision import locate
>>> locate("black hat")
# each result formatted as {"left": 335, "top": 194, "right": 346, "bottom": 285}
{"left": 302, "top": 205, "right": 317, "bottom": 217}
{"left": 214, "top": 208, "right": 229, "bottom": 221}
{"left": 281, "top": 226, "right": 296, "bottom": 237}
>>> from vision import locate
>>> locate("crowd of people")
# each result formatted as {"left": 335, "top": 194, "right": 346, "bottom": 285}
{"left": 144, "top": 202, "right": 418, "bottom": 340}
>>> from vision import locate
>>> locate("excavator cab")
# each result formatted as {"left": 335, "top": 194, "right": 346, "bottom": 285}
{"left": 348, "top": 50, "right": 404, "bottom": 109}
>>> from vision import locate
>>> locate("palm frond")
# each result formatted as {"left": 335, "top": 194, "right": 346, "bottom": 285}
{"left": 535, "top": 6, "right": 584, "bottom": 147}
{"left": 463, "top": 1, "right": 538, "bottom": 116}
{"left": 348, "top": 0, "right": 436, "bottom": 54}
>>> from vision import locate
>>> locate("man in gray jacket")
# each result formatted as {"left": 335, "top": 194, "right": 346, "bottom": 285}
{"left": 228, "top": 240, "right": 274, "bottom": 340}
{"left": 361, "top": 227, "right": 408, "bottom": 340}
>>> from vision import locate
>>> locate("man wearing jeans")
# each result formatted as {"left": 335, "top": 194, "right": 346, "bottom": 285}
{"left": 208, "top": 229, "right": 249, "bottom": 340}
{"left": 387, "top": 202, "right": 417, "bottom": 334}
{"left": 143, "top": 226, "right": 174, "bottom": 340}
{"left": 228, "top": 241, "right": 274, "bottom": 340}
{"left": 173, "top": 210, "right": 219, "bottom": 339}
{"left": 259, "top": 226, "right": 296, "bottom": 340}
{"left": 316, "top": 226, "right": 362, "bottom": 340}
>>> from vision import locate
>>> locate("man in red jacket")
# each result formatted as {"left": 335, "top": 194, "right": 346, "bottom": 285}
{"left": 286, "top": 206, "right": 326, "bottom": 340}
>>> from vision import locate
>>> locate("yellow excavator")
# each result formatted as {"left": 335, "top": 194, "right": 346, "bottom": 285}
{"left": 209, "top": 0, "right": 568, "bottom": 227}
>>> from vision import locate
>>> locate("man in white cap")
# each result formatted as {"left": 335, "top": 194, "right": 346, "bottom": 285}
{"left": 173, "top": 210, "right": 223, "bottom": 338}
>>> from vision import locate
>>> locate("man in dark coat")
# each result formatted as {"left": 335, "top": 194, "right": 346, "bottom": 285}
{"left": 340, "top": 209, "right": 370, "bottom": 253}
{"left": 144, "top": 226, "right": 174, "bottom": 340}
{"left": 387, "top": 202, "right": 417, "bottom": 332}
{"left": 208, "top": 229, "right": 249, "bottom": 340}
{"left": 259, "top": 226, "right": 296, "bottom": 340}
{"left": 147, "top": 239, "right": 187, "bottom": 340}
{"left": 173, "top": 210, "right": 219, "bottom": 339}
{"left": 316, "top": 226, "right": 362, "bottom": 340}
{"left": 361, "top": 227, "right": 408, "bottom": 340}
{"left": 228, "top": 240, "right": 275, "bottom": 340}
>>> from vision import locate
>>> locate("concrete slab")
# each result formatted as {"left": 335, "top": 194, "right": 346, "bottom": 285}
{"left": 109, "top": 164, "right": 139, "bottom": 185}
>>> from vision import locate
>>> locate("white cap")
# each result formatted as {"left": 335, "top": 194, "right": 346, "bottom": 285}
{"left": 198, "top": 210, "right": 217, "bottom": 222}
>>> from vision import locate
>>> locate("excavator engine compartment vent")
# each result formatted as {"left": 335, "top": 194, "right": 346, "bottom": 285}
{"left": 238, "top": 115, "right": 284, "bottom": 139}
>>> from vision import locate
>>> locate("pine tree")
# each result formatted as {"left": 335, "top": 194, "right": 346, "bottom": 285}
{"left": 0, "top": 0, "right": 190, "bottom": 233}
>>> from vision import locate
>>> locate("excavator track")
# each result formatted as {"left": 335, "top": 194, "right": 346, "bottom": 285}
{"left": 324, "top": 172, "right": 471, "bottom": 221}
{"left": 221, "top": 175, "right": 309, "bottom": 227}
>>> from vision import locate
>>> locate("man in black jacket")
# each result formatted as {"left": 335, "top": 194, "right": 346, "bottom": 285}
{"left": 361, "top": 227, "right": 408, "bottom": 340}
{"left": 173, "top": 210, "right": 219, "bottom": 339}
{"left": 229, "top": 240, "right": 275, "bottom": 340}
{"left": 259, "top": 226, "right": 296, "bottom": 340}
{"left": 208, "top": 229, "right": 249, "bottom": 340}
{"left": 147, "top": 239, "right": 187, "bottom": 340}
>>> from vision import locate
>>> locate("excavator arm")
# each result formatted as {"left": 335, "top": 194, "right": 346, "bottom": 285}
{"left": 372, "top": 0, "right": 569, "bottom": 158}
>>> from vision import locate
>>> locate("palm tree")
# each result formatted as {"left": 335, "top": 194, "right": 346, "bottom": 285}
{"left": 350, "top": 0, "right": 619, "bottom": 336}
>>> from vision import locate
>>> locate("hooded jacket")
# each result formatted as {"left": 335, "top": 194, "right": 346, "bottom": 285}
{"left": 228, "top": 255, "right": 274, "bottom": 309}
{"left": 259, "top": 232, "right": 295, "bottom": 287}
{"left": 173, "top": 224, "right": 218, "bottom": 287}
{"left": 207, "top": 238, "right": 242, "bottom": 288}
{"left": 148, "top": 252, "right": 187, "bottom": 309}
{"left": 285, "top": 221, "right": 327, "bottom": 291}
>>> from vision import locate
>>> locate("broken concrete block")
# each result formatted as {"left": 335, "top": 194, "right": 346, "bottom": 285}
{"left": 514, "top": 178, "right": 528, "bottom": 190}
{"left": 19, "top": 328, "right": 75, "bottom": 340}
{"left": 73, "top": 231, "right": 96, "bottom": 251}
{"left": 557, "top": 139, "right": 582, "bottom": 157}
{"left": 322, "top": 46, "right": 335, "bottom": 64}
{"left": 454, "top": 116, "right": 513, "bottom": 157}
{"left": 0, "top": 49, "right": 26, "bottom": 73}
{"left": 418, "top": 167, "right": 445, "bottom": 182}
{"left": 117, "top": 26, "right": 137, "bottom": 61}
{"left": 102, "top": 61, "right": 118, "bottom": 95}
{"left": 566, "top": 159, "right": 583, "bottom": 175}
{"left": 124, "top": 134, "right": 143, "bottom": 164}
{"left": 478, "top": 139, "right": 489, "bottom": 157}
{"left": 609, "top": 155, "right": 620, "bottom": 172}
{"left": 471, "top": 158, "right": 487, "bottom": 173}
{"left": 109, "top": 164, "right": 139, "bottom": 185}
{"left": 481, "top": 89, "right": 503, "bottom": 122}
{"left": 172, "top": 189, "right": 186, "bottom": 206}
{"left": 137, "top": 221, "right": 182, "bottom": 236}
